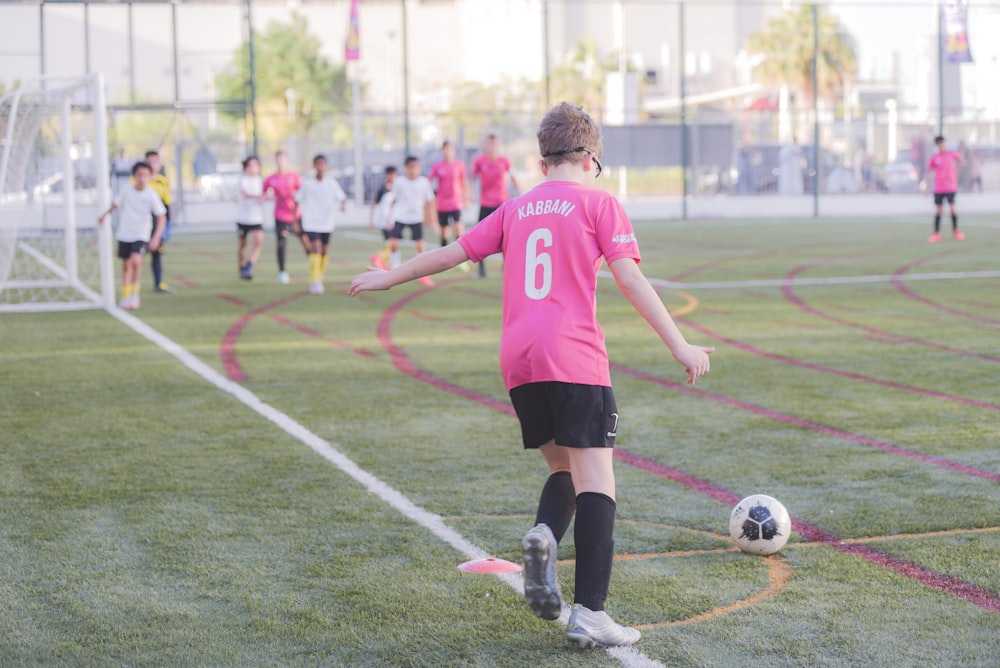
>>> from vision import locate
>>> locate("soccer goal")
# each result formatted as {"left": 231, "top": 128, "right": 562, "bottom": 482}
{"left": 0, "top": 74, "right": 114, "bottom": 312}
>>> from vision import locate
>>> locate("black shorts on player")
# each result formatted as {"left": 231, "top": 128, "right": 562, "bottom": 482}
{"left": 117, "top": 240, "right": 148, "bottom": 260}
{"left": 275, "top": 220, "right": 295, "bottom": 237}
{"left": 390, "top": 221, "right": 423, "bottom": 242}
{"left": 438, "top": 210, "right": 462, "bottom": 228}
{"left": 933, "top": 192, "right": 956, "bottom": 206}
{"left": 381, "top": 228, "right": 392, "bottom": 241}
{"left": 237, "top": 222, "right": 263, "bottom": 239}
{"left": 478, "top": 205, "right": 499, "bottom": 222}
{"left": 509, "top": 381, "right": 619, "bottom": 449}
{"left": 304, "top": 231, "right": 331, "bottom": 244}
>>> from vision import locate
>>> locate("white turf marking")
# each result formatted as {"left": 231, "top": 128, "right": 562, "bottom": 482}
{"left": 597, "top": 268, "right": 1000, "bottom": 291}
{"left": 104, "top": 306, "right": 663, "bottom": 668}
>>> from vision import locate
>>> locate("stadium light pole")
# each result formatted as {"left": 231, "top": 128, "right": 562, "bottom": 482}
{"left": 811, "top": 3, "right": 819, "bottom": 218}
{"left": 245, "top": 0, "right": 259, "bottom": 156}
{"left": 937, "top": 0, "right": 945, "bottom": 136}
{"left": 402, "top": 0, "right": 411, "bottom": 156}
{"left": 679, "top": 2, "right": 687, "bottom": 221}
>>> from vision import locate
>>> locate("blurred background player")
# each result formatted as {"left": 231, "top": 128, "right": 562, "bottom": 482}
{"left": 471, "top": 133, "right": 519, "bottom": 277}
{"left": 429, "top": 140, "right": 470, "bottom": 247}
{"left": 368, "top": 166, "right": 397, "bottom": 270}
{"left": 295, "top": 154, "right": 347, "bottom": 294}
{"left": 263, "top": 150, "right": 302, "bottom": 284}
{"left": 349, "top": 103, "right": 713, "bottom": 648}
{"left": 236, "top": 156, "right": 265, "bottom": 279}
{"left": 98, "top": 161, "right": 166, "bottom": 310}
{"left": 926, "top": 135, "right": 964, "bottom": 243}
{"left": 386, "top": 156, "right": 436, "bottom": 287}
{"left": 143, "top": 150, "right": 173, "bottom": 293}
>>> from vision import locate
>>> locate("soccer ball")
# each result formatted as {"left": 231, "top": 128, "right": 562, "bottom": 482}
{"left": 729, "top": 494, "right": 791, "bottom": 555}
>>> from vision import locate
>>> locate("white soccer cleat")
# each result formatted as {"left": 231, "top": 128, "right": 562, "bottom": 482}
{"left": 565, "top": 604, "right": 641, "bottom": 649}
{"left": 521, "top": 523, "right": 562, "bottom": 620}
{"left": 278, "top": 271, "right": 290, "bottom": 284}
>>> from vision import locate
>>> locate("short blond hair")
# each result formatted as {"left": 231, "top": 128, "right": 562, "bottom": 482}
{"left": 537, "top": 102, "right": 602, "bottom": 168}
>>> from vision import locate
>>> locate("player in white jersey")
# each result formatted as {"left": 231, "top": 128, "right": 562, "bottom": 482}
{"left": 236, "top": 156, "right": 266, "bottom": 280}
{"left": 295, "top": 154, "right": 347, "bottom": 294}
{"left": 385, "top": 156, "right": 436, "bottom": 287}
{"left": 98, "top": 161, "right": 166, "bottom": 310}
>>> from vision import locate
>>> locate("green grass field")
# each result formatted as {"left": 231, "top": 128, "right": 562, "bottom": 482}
{"left": 2, "top": 215, "right": 999, "bottom": 667}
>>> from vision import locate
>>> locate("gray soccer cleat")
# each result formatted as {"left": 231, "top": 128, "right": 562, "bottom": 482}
{"left": 565, "top": 604, "right": 641, "bottom": 648}
{"left": 521, "top": 523, "right": 562, "bottom": 620}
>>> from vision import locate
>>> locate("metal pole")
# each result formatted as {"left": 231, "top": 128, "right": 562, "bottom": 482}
{"left": 61, "top": 96, "right": 78, "bottom": 284}
{"left": 92, "top": 74, "right": 116, "bottom": 308}
{"left": 812, "top": 3, "right": 820, "bottom": 218}
{"left": 543, "top": 0, "right": 551, "bottom": 109}
{"left": 171, "top": 0, "right": 180, "bottom": 104}
{"left": 127, "top": 1, "right": 136, "bottom": 105}
{"left": 402, "top": 0, "right": 411, "bottom": 156}
{"left": 679, "top": 2, "right": 687, "bottom": 221}
{"left": 39, "top": 2, "right": 46, "bottom": 78}
{"left": 246, "top": 0, "right": 258, "bottom": 156}
{"left": 937, "top": 0, "right": 945, "bottom": 136}
{"left": 83, "top": 0, "right": 91, "bottom": 74}
{"left": 352, "top": 67, "right": 364, "bottom": 205}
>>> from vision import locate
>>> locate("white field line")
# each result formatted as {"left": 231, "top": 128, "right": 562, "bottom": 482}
{"left": 598, "top": 268, "right": 1000, "bottom": 291}
{"left": 103, "top": 305, "right": 663, "bottom": 668}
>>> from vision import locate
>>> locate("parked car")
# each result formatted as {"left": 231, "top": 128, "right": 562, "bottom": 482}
{"left": 725, "top": 142, "right": 839, "bottom": 195}
{"left": 198, "top": 163, "right": 243, "bottom": 201}
{"left": 878, "top": 149, "right": 920, "bottom": 193}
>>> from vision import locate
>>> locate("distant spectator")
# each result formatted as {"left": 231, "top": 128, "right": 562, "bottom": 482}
{"left": 966, "top": 149, "right": 983, "bottom": 192}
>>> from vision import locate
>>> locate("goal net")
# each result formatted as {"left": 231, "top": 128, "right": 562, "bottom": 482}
{"left": 0, "top": 75, "right": 114, "bottom": 312}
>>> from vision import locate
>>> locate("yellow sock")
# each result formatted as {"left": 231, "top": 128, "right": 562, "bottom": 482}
{"left": 320, "top": 255, "right": 329, "bottom": 276}
{"left": 122, "top": 284, "right": 132, "bottom": 298}
{"left": 379, "top": 243, "right": 391, "bottom": 263}
{"left": 132, "top": 284, "right": 141, "bottom": 296}
{"left": 308, "top": 254, "right": 320, "bottom": 282}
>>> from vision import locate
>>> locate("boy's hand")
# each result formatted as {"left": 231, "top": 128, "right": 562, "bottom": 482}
{"left": 349, "top": 267, "right": 391, "bottom": 296}
{"left": 673, "top": 344, "right": 715, "bottom": 385}
{"left": 148, "top": 236, "right": 161, "bottom": 253}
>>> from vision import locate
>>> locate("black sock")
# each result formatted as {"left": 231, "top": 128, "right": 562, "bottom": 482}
{"left": 951, "top": 214, "right": 958, "bottom": 230}
{"left": 573, "top": 492, "right": 616, "bottom": 612}
{"left": 534, "top": 472, "right": 575, "bottom": 542}
{"left": 151, "top": 251, "right": 163, "bottom": 285}
{"left": 934, "top": 214, "right": 941, "bottom": 233}
{"left": 277, "top": 234, "right": 287, "bottom": 271}
{"left": 440, "top": 237, "right": 448, "bottom": 248}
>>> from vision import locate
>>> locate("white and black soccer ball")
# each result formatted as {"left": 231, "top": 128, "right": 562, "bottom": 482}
{"left": 729, "top": 494, "right": 791, "bottom": 555}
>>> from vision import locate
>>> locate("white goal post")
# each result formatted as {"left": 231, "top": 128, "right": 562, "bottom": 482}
{"left": 0, "top": 74, "right": 114, "bottom": 312}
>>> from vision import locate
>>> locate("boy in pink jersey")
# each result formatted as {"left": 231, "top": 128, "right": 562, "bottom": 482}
{"left": 472, "top": 133, "right": 520, "bottom": 277}
{"left": 263, "top": 150, "right": 302, "bottom": 283}
{"left": 926, "top": 135, "right": 964, "bottom": 243}
{"left": 428, "top": 140, "right": 470, "bottom": 247}
{"left": 350, "top": 103, "right": 713, "bottom": 649}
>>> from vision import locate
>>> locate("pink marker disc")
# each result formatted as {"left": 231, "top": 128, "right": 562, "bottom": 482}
{"left": 457, "top": 557, "right": 523, "bottom": 574}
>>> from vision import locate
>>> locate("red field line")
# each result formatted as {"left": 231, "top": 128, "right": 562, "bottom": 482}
{"left": 675, "top": 315, "right": 1000, "bottom": 412}
{"left": 217, "top": 291, "right": 377, "bottom": 380}
{"left": 782, "top": 261, "right": 1000, "bottom": 364}
{"left": 891, "top": 254, "right": 1000, "bottom": 327}
{"left": 374, "top": 286, "right": 1000, "bottom": 614}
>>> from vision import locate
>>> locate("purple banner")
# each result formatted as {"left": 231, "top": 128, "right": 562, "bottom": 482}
{"left": 941, "top": 0, "right": 973, "bottom": 64}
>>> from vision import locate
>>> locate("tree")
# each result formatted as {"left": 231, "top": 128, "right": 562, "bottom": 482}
{"left": 216, "top": 12, "right": 349, "bottom": 144}
{"left": 746, "top": 4, "right": 857, "bottom": 109}
{"left": 546, "top": 37, "right": 619, "bottom": 119}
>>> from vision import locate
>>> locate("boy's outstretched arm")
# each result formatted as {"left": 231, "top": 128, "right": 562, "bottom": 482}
{"left": 349, "top": 242, "right": 469, "bottom": 296}
{"left": 609, "top": 257, "right": 714, "bottom": 385}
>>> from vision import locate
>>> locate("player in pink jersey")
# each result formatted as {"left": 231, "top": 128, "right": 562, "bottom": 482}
{"left": 263, "top": 150, "right": 302, "bottom": 283}
{"left": 926, "top": 135, "right": 964, "bottom": 243}
{"left": 471, "top": 134, "right": 520, "bottom": 277}
{"left": 349, "top": 103, "right": 713, "bottom": 649}
{"left": 428, "top": 140, "right": 470, "bottom": 247}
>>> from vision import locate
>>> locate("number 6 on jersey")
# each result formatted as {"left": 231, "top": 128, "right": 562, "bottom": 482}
{"left": 524, "top": 228, "right": 553, "bottom": 300}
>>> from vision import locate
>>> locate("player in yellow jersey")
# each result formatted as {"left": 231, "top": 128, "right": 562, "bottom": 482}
{"left": 144, "top": 151, "right": 174, "bottom": 293}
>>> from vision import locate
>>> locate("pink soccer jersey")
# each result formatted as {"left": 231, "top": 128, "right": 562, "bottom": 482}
{"left": 473, "top": 155, "right": 512, "bottom": 207}
{"left": 458, "top": 181, "right": 641, "bottom": 391}
{"left": 263, "top": 172, "right": 301, "bottom": 222}
{"left": 927, "top": 151, "right": 960, "bottom": 194}
{"left": 429, "top": 160, "right": 466, "bottom": 212}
